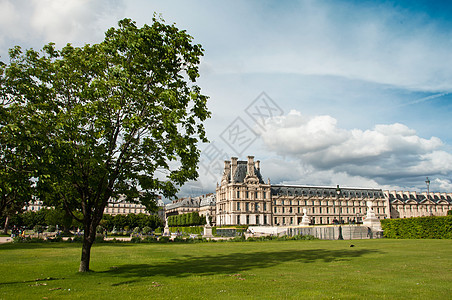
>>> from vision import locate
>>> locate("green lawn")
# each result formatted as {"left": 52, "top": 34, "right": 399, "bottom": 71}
{"left": 0, "top": 239, "right": 450, "bottom": 299}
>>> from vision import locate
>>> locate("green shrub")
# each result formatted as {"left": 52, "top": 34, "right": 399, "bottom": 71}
{"left": 381, "top": 216, "right": 452, "bottom": 239}
{"left": 47, "top": 225, "right": 56, "bottom": 232}
{"left": 13, "top": 236, "right": 45, "bottom": 243}
{"left": 33, "top": 225, "right": 43, "bottom": 233}
{"left": 142, "top": 226, "right": 152, "bottom": 234}
{"left": 143, "top": 236, "right": 158, "bottom": 243}
{"left": 96, "top": 225, "right": 104, "bottom": 234}
{"left": 71, "top": 236, "right": 83, "bottom": 243}
{"left": 131, "top": 236, "right": 142, "bottom": 243}
{"left": 173, "top": 236, "right": 185, "bottom": 242}
{"left": 95, "top": 234, "right": 105, "bottom": 243}
{"left": 159, "top": 236, "right": 170, "bottom": 243}
{"left": 133, "top": 227, "right": 141, "bottom": 234}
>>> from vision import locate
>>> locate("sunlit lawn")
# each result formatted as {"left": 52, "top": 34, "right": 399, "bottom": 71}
{"left": 1, "top": 239, "right": 451, "bottom": 299}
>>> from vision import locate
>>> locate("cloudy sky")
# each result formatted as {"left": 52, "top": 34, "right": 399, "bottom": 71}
{"left": 1, "top": 0, "right": 452, "bottom": 197}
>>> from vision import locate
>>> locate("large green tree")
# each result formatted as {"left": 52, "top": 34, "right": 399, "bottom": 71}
{"left": 0, "top": 60, "right": 35, "bottom": 232}
{"left": 1, "top": 17, "right": 209, "bottom": 272}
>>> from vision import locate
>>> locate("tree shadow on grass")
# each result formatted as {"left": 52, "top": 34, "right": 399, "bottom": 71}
{"left": 0, "top": 241, "right": 136, "bottom": 251}
{"left": 101, "top": 248, "right": 383, "bottom": 279}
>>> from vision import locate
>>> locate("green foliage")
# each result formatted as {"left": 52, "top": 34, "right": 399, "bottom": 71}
{"left": 168, "top": 212, "right": 205, "bottom": 226}
{"left": 169, "top": 226, "right": 204, "bottom": 235}
{"left": 12, "top": 236, "right": 45, "bottom": 243}
{"left": 447, "top": 210, "right": 452, "bottom": 216}
{"left": 130, "top": 236, "right": 142, "bottom": 243}
{"left": 47, "top": 225, "right": 56, "bottom": 232}
{"left": 1, "top": 16, "right": 209, "bottom": 271}
{"left": 33, "top": 225, "right": 43, "bottom": 233}
{"left": 159, "top": 236, "right": 170, "bottom": 243}
{"left": 381, "top": 216, "right": 452, "bottom": 239}
{"left": 100, "top": 214, "right": 162, "bottom": 231}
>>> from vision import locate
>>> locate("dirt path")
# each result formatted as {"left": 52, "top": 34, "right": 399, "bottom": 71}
{"left": 0, "top": 236, "right": 13, "bottom": 244}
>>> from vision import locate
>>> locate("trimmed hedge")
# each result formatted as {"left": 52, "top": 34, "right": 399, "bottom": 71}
{"left": 167, "top": 212, "right": 206, "bottom": 227}
{"left": 381, "top": 216, "right": 452, "bottom": 239}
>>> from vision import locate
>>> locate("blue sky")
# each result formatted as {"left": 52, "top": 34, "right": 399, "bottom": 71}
{"left": 1, "top": 0, "right": 452, "bottom": 197}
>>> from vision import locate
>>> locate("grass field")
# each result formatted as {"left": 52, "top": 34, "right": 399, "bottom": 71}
{"left": 0, "top": 239, "right": 451, "bottom": 299}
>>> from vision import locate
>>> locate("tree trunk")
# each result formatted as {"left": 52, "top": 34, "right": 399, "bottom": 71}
{"left": 78, "top": 222, "right": 96, "bottom": 272}
{"left": 3, "top": 216, "right": 9, "bottom": 235}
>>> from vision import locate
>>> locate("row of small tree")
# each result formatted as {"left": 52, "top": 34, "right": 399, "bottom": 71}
{"left": 100, "top": 213, "right": 163, "bottom": 231}
{"left": 2, "top": 210, "right": 163, "bottom": 233}
{"left": 167, "top": 212, "right": 207, "bottom": 227}
{"left": 2, "top": 209, "right": 81, "bottom": 233}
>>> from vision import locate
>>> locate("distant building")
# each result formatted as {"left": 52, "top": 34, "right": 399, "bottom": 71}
{"left": 165, "top": 193, "right": 216, "bottom": 220}
{"left": 103, "top": 194, "right": 165, "bottom": 217}
{"left": 385, "top": 190, "right": 451, "bottom": 218}
{"left": 215, "top": 156, "right": 452, "bottom": 226}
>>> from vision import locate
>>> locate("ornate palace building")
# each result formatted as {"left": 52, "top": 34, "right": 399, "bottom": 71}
{"left": 215, "top": 156, "right": 452, "bottom": 226}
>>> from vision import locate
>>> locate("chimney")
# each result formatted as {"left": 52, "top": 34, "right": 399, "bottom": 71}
{"left": 221, "top": 160, "right": 231, "bottom": 184}
{"left": 247, "top": 156, "right": 255, "bottom": 176}
{"left": 255, "top": 160, "right": 260, "bottom": 171}
{"left": 231, "top": 157, "right": 238, "bottom": 183}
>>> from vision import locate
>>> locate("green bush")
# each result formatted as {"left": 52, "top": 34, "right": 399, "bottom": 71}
{"left": 142, "top": 226, "right": 152, "bottom": 234}
{"left": 95, "top": 234, "right": 105, "bottom": 243}
{"left": 71, "top": 236, "right": 83, "bottom": 243}
{"left": 169, "top": 226, "right": 204, "bottom": 235}
{"left": 13, "top": 236, "right": 46, "bottom": 243}
{"left": 33, "top": 225, "right": 43, "bottom": 233}
{"left": 159, "top": 236, "right": 170, "bottom": 243}
{"left": 131, "top": 236, "right": 142, "bottom": 243}
{"left": 143, "top": 236, "right": 158, "bottom": 243}
{"left": 381, "top": 216, "right": 452, "bottom": 239}
{"left": 47, "top": 225, "right": 56, "bottom": 232}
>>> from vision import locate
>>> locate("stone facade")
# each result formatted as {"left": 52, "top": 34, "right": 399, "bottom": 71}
{"left": 216, "top": 156, "right": 272, "bottom": 226}
{"left": 385, "top": 190, "right": 452, "bottom": 218}
{"left": 165, "top": 193, "right": 216, "bottom": 220}
{"left": 271, "top": 185, "right": 389, "bottom": 226}
{"left": 215, "top": 156, "right": 451, "bottom": 226}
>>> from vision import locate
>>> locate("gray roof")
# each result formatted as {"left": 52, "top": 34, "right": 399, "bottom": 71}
{"left": 271, "top": 185, "right": 384, "bottom": 199}
{"left": 231, "top": 161, "right": 265, "bottom": 184}
{"left": 387, "top": 193, "right": 452, "bottom": 204}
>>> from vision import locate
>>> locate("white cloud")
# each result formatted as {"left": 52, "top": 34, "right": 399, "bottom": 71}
{"left": 435, "top": 178, "right": 452, "bottom": 191}
{"left": 0, "top": 0, "right": 124, "bottom": 58}
{"left": 259, "top": 110, "right": 452, "bottom": 185}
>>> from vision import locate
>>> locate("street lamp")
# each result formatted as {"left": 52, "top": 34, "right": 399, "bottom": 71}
{"left": 425, "top": 177, "right": 430, "bottom": 201}
{"left": 336, "top": 185, "right": 344, "bottom": 240}
{"left": 219, "top": 208, "right": 222, "bottom": 228}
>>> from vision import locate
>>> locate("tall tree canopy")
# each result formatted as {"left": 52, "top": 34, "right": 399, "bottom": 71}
{"left": 0, "top": 17, "right": 210, "bottom": 272}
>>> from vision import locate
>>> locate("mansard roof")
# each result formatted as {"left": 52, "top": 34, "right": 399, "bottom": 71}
{"left": 386, "top": 192, "right": 452, "bottom": 204}
{"left": 165, "top": 194, "right": 216, "bottom": 210}
{"left": 271, "top": 185, "right": 384, "bottom": 199}
{"left": 231, "top": 161, "right": 265, "bottom": 184}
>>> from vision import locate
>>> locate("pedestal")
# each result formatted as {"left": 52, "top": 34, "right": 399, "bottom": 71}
{"left": 203, "top": 225, "right": 213, "bottom": 238}
{"left": 363, "top": 201, "right": 382, "bottom": 231}
{"left": 163, "top": 225, "right": 170, "bottom": 236}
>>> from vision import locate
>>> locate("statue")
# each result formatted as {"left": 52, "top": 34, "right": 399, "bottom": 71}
{"left": 205, "top": 211, "right": 211, "bottom": 227}
{"left": 203, "top": 211, "right": 213, "bottom": 237}
{"left": 163, "top": 215, "right": 170, "bottom": 236}
{"left": 363, "top": 200, "right": 382, "bottom": 232}
{"left": 300, "top": 208, "right": 310, "bottom": 226}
